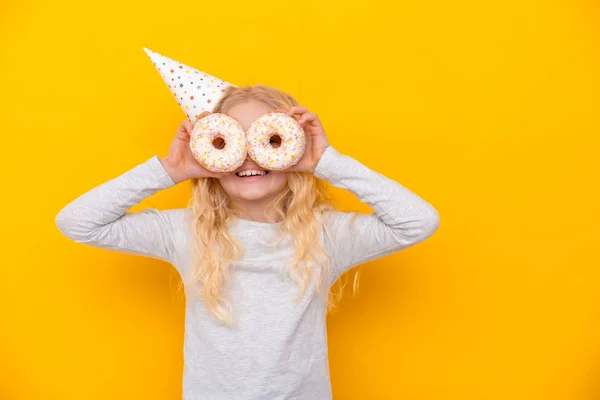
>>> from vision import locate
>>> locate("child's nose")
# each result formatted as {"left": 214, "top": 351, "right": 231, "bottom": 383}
{"left": 242, "top": 156, "right": 258, "bottom": 167}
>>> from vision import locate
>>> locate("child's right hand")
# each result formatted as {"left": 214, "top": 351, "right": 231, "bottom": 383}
{"left": 160, "top": 111, "right": 228, "bottom": 184}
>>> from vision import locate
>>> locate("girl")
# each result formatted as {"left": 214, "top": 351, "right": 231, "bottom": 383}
{"left": 55, "top": 85, "right": 440, "bottom": 399}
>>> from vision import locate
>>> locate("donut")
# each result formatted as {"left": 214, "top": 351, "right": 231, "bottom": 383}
{"left": 189, "top": 113, "right": 247, "bottom": 173}
{"left": 246, "top": 112, "right": 306, "bottom": 170}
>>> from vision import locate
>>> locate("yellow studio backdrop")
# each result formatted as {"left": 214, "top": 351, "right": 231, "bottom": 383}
{"left": 1, "top": 0, "right": 599, "bottom": 399}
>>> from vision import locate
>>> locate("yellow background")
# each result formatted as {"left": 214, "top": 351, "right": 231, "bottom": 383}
{"left": 1, "top": 0, "right": 599, "bottom": 399}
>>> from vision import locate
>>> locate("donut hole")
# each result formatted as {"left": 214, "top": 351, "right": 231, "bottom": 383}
{"left": 212, "top": 136, "right": 226, "bottom": 150}
{"left": 269, "top": 134, "right": 282, "bottom": 148}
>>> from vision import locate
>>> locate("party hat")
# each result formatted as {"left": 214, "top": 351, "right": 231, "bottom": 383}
{"left": 143, "top": 47, "right": 234, "bottom": 124}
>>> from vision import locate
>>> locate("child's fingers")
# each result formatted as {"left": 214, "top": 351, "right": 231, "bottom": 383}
{"left": 182, "top": 119, "right": 194, "bottom": 133}
{"left": 298, "top": 112, "right": 318, "bottom": 125}
{"left": 287, "top": 106, "right": 308, "bottom": 117}
{"left": 176, "top": 120, "right": 193, "bottom": 140}
{"left": 198, "top": 111, "right": 211, "bottom": 120}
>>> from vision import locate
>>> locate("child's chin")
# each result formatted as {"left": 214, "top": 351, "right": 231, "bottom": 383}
{"left": 237, "top": 188, "right": 272, "bottom": 202}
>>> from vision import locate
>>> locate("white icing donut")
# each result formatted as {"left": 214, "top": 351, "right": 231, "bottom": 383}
{"left": 246, "top": 112, "right": 306, "bottom": 170}
{"left": 190, "top": 113, "right": 247, "bottom": 173}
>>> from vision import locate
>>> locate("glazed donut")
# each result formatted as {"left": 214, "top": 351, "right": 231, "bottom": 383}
{"left": 246, "top": 112, "right": 306, "bottom": 170}
{"left": 189, "top": 113, "right": 247, "bottom": 173}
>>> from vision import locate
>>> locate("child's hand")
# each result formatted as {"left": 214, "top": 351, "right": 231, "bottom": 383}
{"left": 160, "top": 111, "right": 229, "bottom": 184}
{"left": 285, "top": 106, "right": 330, "bottom": 173}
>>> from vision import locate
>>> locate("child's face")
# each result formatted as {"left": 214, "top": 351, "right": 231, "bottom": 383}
{"left": 218, "top": 99, "right": 288, "bottom": 208}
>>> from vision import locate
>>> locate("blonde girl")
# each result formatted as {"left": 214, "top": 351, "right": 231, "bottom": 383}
{"left": 56, "top": 84, "right": 440, "bottom": 400}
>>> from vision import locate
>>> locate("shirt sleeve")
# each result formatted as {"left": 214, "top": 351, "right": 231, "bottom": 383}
{"left": 315, "top": 146, "right": 440, "bottom": 281}
{"left": 55, "top": 156, "right": 184, "bottom": 266}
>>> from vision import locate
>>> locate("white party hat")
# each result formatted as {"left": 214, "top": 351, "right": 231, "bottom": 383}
{"left": 143, "top": 47, "right": 234, "bottom": 124}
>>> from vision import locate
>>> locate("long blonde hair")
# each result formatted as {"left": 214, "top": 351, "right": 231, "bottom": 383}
{"left": 179, "top": 84, "right": 359, "bottom": 326}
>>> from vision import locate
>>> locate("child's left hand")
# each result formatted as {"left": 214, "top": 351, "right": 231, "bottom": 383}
{"left": 284, "top": 106, "right": 330, "bottom": 173}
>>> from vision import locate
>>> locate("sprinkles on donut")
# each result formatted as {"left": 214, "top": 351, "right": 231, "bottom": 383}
{"left": 190, "top": 113, "right": 247, "bottom": 173}
{"left": 246, "top": 112, "right": 306, "bottom": 171}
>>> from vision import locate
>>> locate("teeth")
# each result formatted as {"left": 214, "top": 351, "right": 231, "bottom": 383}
{"left": 236, "top": 170, "right": 267, "bottom": 177}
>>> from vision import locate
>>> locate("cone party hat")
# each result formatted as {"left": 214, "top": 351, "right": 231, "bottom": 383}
{"left": 143, "top": 47, "right": 234, "bottom": 124}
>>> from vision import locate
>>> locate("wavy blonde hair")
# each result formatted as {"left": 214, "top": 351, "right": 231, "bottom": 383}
{"left": 177, "top": 84, "right": 359, "bottom": 327}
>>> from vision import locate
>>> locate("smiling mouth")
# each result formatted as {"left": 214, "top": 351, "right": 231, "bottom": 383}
{"left": 235, "top": 170, "right": 270, "bottom": 178}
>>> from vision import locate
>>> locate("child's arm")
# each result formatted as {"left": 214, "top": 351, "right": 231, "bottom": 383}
{"left": 315, "top": 146, "right": 440, "bottom": 280}
{"left": 55, "top": 114, "right": 220, "bottom": 266}
{"left": 55, "top": 156, "right": 182, "bottom": 264}
{"left": 283, "top": 105, "right": 439, "bottom": 281}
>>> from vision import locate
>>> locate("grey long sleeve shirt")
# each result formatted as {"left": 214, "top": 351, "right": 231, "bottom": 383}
{"left": 55, "top": 146, "right": 440, "bottom": 400}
